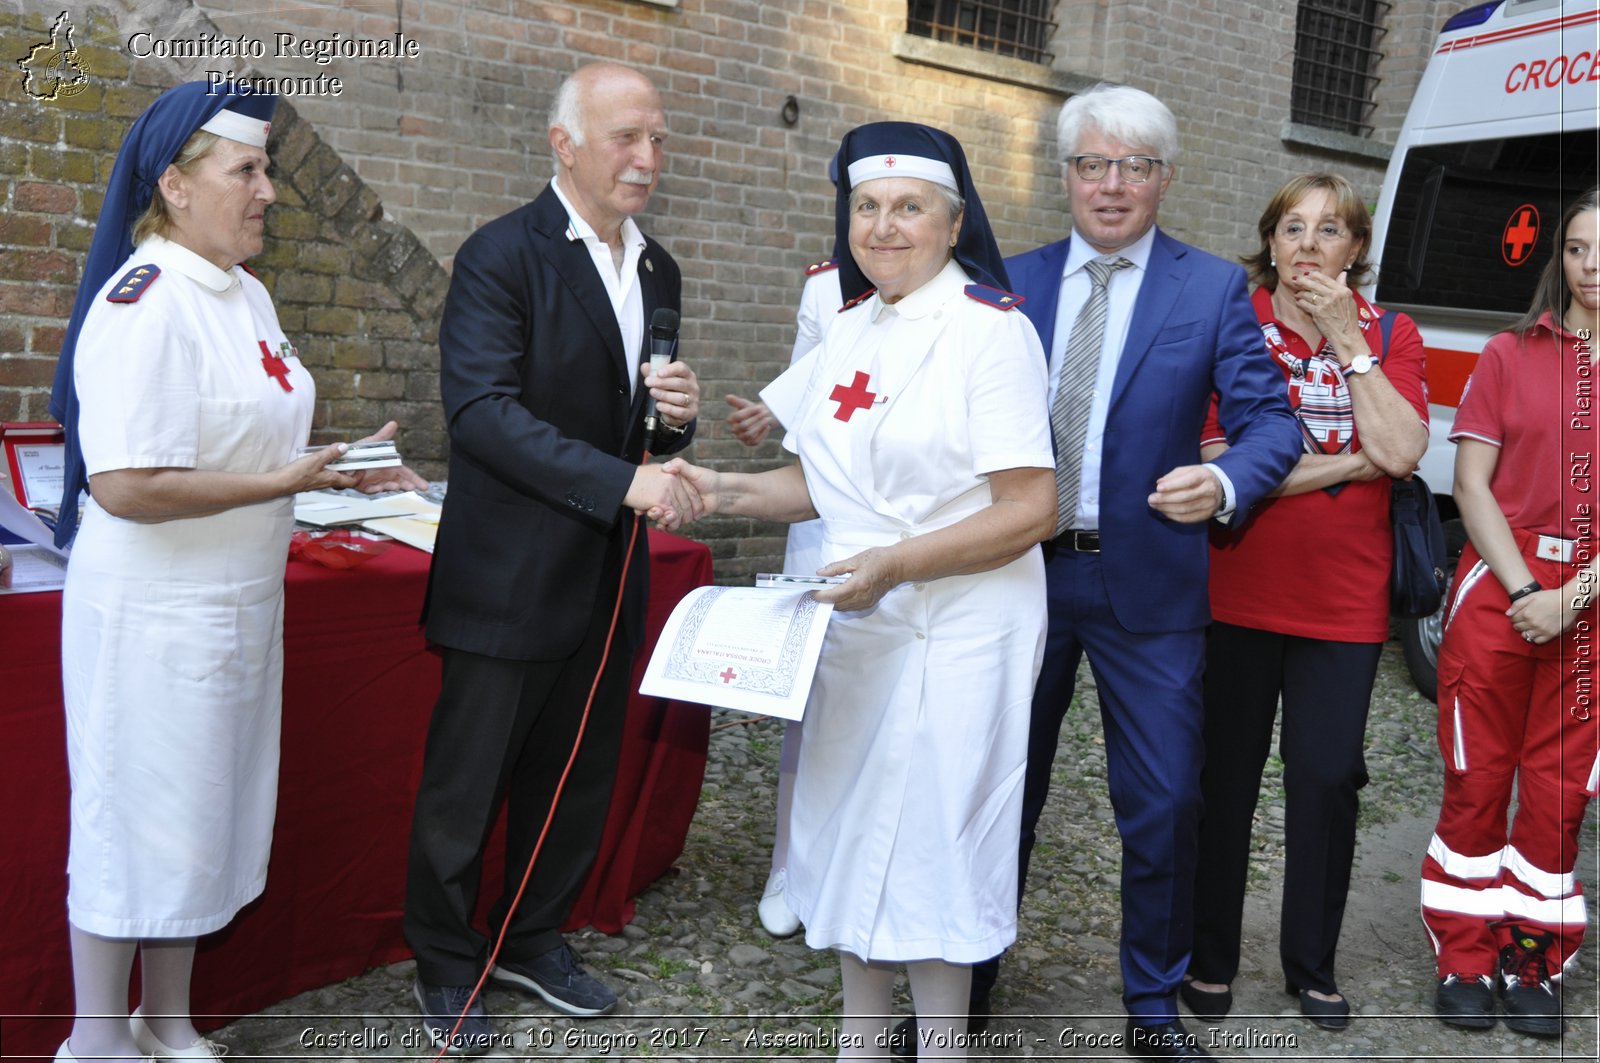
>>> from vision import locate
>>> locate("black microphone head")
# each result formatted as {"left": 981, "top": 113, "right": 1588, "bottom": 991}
{"left": 650, "top": 307, "right": 680, "bottom": 339}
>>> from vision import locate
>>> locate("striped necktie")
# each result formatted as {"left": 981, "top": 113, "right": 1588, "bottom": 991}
{"left": 1051, "top": 255, "right": 1132, "bottom": 536}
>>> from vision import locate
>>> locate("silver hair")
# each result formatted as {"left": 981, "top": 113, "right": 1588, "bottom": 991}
{"left": 1056, "top": 83, "right": 1179, "bottom": 172}
{"left": 549, "top": 73, "right": 584, "bottom": 147}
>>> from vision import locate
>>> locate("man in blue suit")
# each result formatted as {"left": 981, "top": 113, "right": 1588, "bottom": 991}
{"left": 985, "top": 85, "right": 1300, "bottom": 1061}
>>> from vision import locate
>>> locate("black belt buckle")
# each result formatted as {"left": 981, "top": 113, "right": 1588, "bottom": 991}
{"left": 1063, "top": 529, "right": 1100, "bottom": 552}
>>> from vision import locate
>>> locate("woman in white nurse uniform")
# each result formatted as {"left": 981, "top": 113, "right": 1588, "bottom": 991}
{"left": 663, "top": 123, "right": 1056, "bottom": 1060}
{"left": 50, "top": 83, "right": 422, "bottom": 1063}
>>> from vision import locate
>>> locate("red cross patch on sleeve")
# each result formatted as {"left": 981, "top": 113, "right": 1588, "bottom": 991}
{"left": 963, "top": 283, "right": 1025, "bottom": 311}
{"left": 104, "top": 264, "right": 160, "bottom": 303}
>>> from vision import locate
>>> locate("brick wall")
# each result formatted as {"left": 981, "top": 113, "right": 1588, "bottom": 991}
{"left": 2, "top": 0, "right": 449, "bottom": 481}
{"left": 2, "top": 0, "right": 1446, "bottom": 579}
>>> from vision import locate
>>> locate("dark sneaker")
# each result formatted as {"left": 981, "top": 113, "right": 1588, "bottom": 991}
{"left": 492, "top": 943, "right": 618, "bottom": 1017}
{"left": 1498, "top": 926, "right": 1563, "bottom": 1037}
{"left": 413, "top": 978, "right": 494, "bottom": 1056}
{"left": 1435, "top": 972, "right": 1496, "bottom": 1029}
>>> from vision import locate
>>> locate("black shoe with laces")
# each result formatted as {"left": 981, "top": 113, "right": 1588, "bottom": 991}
{"left": 1435, "top": 972, "right": 1496, "bottom": 1029}
{"left": 413, "top": 977, "right": 494, "bottom": 1056}
{"left": 492, "top": 943, "right": 619, "bottom": 1017}
{"left": 1498, "top": 925, "right": 1562, "bottom": 1038}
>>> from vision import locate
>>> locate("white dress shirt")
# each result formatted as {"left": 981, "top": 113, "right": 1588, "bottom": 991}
{"left": 551, "top": 174, "right": 647, "bottom": 398}
{"left": 1047, "top": 226, "right": 1235, "bottom": 528}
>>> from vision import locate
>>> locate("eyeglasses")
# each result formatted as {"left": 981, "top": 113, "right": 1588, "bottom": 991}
{"left": 1276, "top": 221, "right": 1352, "bottom": 243}
{"left": 1067, "top": 155, "right": 1165, "bottom": 183}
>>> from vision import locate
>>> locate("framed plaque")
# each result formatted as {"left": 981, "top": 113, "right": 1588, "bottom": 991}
{"left": 3, "top": 422, "right": 66, "bottom": 513}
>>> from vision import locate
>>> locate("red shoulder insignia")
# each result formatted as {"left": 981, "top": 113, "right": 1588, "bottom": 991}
{"left": 805, "top": 257, "right": 840, "bottom": 277}
{"left": 104, "top": 264, "right": 160, "bottom": 304}
{"left": 839, "top": 288, "right": 876, "bottom": 311}
{"left": 963, "top": 283, "right": 1025, "bottom": 311}
{"left": 238, "top": 261, "right": 260, "bottom": 279}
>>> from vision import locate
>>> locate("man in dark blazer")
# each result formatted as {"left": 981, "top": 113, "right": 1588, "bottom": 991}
{"left": 404, "top": 63, "right": 700, "bottom": 1052}
{"left": 972, "top": 85, "right": 1301, "bottom": 1062}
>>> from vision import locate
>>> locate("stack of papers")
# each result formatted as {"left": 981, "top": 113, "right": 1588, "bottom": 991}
{"left": 300, "top": 440, "right": 402, "bottom": 471}
{"left": 293, "top": 490, "right": 442, "bottom": 553}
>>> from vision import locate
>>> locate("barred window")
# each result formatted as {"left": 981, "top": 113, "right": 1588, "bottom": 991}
{"left": 1292, "top": 0, "right": 1390, "bottom": 137}
{"left": 907, "top": 0, "right": 1058, "bottom": 65}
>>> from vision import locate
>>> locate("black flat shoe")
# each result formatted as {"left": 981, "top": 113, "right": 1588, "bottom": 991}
{"left": 1286, "top": 983, "right": 1351, "bottom": 1030}
{"left": 1178, "top": 976, "right": 1232, "bottom": 1022}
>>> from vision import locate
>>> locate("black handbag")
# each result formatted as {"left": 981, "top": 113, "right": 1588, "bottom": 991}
{"left": 1365, "top": 311, "right": 1449, "bottom": 618}
{"left": 1390, "top": 473, "right": 1449, "bottom": 618}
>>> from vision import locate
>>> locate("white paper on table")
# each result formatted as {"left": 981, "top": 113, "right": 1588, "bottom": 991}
{"left": 363, "top": 510, "right": 441, "bottom": 553}
{"left": 293, "top": 490, "right": 438, "bottom": 528}
{"left": 0, "top": 543, "right": 68, "bottom": 594}
{"left": 639, "top": 584, "right": 835, "bottom": 720}
{"left": 0, "top": 486, "right": 66, "bottom": 554}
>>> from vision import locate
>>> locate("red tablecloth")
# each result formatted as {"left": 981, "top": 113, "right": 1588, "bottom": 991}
{"left": 0, "top": 530, "right": 711, "bottom": 1058}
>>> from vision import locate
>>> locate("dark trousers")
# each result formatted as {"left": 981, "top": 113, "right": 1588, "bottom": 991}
{"left": 403, "top": 562, "right": 631, "bottom": 987}
{"left": 1188, "top": 621, "right": 1379, "bottom": 995}
{"left": 975, "top": 548, "right": 1207, "bottom": 1022}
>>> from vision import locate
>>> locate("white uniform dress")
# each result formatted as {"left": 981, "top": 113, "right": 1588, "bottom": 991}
{"left": 761, "top": 260, "right": 1053, "bottom": 963}
{"left": 782, "top": 265, "right": 844, "bottom": 577}
{"left": 62, "top": 235, "right": 314, "bottom": 938}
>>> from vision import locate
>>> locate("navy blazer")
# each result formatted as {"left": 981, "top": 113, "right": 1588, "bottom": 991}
{"left": 1006, "top": 228, "right": 1299, "bottom": 634}
{"left": 423, "top": 185, "right": 691, "bottom": 660}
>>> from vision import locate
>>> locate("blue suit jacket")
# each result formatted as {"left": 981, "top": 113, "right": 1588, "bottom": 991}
{"left": 1006, "top": 229, "right": 1299, "bottom": 634}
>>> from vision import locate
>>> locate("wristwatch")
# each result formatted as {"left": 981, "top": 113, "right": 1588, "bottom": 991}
{"left": 1341, "top": 354, "right": 1375, "bottom": 377}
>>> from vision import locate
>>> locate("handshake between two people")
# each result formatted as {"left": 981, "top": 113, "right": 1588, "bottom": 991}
{"left": 623, "top": 457, "right": 716, "bottom": 534}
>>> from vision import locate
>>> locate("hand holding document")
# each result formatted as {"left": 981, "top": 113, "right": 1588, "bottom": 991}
{"left": 299, "top": 439, "right": 401, "bottom": 471}
{"left": 639, "top": 574, "right": 845, "bottom": 720}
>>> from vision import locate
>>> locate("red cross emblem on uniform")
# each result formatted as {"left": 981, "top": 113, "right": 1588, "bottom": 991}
{"left": 830, "top": 371, "right": 877, "bottom": 422}
{"left": 259, "top": 339, "right": 294, "bottom": 392}
{"left": 883, "top": 156, "right": 896, "bottom": 168}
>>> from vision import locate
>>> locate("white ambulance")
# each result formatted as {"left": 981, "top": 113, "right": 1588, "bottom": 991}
{"left": 1367, "top": 0, "right": 1599, "bottom": 694}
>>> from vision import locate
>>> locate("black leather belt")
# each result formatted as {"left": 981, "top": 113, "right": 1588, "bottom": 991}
{"left": 1057, "top": 529, "right": 1101, "bottom": 552}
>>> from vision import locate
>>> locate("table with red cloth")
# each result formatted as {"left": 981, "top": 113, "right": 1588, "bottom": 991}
{"left": 1, "top": 529, "right": 712, "bottom": 1058}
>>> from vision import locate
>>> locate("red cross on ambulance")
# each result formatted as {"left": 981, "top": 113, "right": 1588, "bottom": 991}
{"left": 1502, "top": 204, "right": 1540, "bottom": 266}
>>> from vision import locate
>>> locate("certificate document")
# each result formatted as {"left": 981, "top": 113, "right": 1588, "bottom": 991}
{"left": 0, "top": 543, "right": 68, "bottom": 594}
{"left": 13, "top": 443, "right": 65, "bottom": 512}
{"left": 639, "top": 583, "right": 836, "bottom": 720}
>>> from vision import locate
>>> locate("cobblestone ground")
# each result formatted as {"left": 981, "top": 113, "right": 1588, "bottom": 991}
{"left": 211, "top": 639, "right": 1596, "bottom": 1061}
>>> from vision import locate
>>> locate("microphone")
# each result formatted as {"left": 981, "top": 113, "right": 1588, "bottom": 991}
{"left": 643, "top": 307, "right": 680, "bottom": 449}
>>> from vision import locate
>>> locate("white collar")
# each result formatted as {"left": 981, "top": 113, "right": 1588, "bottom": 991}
{"left": 1063, "top": 224, "right": 1157, "bottom": 278}
{"left": 550, "top": 174, "right": 646, "bottom": 251}
{"left": 140, "top": 233, "right": 239, "bottom": 293}
{"left": 869, "top": 259, "right": 969, "bottom": 322}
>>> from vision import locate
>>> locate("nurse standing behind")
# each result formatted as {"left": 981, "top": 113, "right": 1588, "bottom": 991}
{"left": 50, "top": 82, "right": 422, "bottom": 1063}
{"left": 659, "top": 122, "right": 1057, "bottom": 1060}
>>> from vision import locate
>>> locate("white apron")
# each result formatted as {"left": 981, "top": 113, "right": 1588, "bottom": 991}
{"left": 62, "top": 236, "right": 314, "bottom": 937}
{"left": 762, "top": 261, "right": 1052, "bottom": 962}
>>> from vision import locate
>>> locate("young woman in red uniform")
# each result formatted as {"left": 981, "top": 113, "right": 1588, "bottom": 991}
{"left": 1423, "top": 188, "right": 1600, "bottom": 1037}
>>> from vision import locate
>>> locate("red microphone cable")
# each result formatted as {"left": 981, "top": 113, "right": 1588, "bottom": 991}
{"left": 431, "top": 438, "right": 676, "bottom": 1059}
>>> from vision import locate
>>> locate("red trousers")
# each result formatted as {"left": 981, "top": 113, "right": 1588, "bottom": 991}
{"left": 1420, "top": 531, "right": 1598, "bottom": 978}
